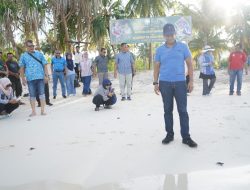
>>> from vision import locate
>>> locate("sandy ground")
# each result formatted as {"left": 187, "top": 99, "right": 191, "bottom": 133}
{"left": 0, "top": 70, "right": 250, "bottom": 189}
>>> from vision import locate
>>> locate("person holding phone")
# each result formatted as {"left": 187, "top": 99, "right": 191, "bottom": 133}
{"left": 92, "top": 79, "right": 117, "bottom": 111}
{"left": 0, "top": 78, "right": 19, "bottom": 116}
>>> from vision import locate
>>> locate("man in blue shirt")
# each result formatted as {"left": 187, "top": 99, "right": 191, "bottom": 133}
{"left": 19, "top": 40, "right": 49, "bottom": 116}
{"left": 51, "top": 50, "right": 67, "bottom": 99}
{"left": 114, "top": 43, "right": 135, "bottom": 101}
{"left": 154, "top": 23, "right": 197, "bottom": 148}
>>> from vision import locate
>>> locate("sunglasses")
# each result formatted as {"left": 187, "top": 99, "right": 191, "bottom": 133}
{"left": 28, "top": 45, "right": 35, "bottom": 48}
{"left": 102, "top": 51, "right": 107, "bottom": 53}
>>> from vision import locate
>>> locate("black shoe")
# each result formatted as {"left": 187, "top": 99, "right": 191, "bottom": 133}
{"left": 121, "top": 97, "right": 126, "bottom": 101}
{"left": 162, "top": 135, "right": 174, "bottom": 144}
{"left": 229, "top": 92, "right": 234, "bottom": 96}
{"left": 23, "top": 93, "right": 29, "bottom": 97}
{"left": 104, "top": 105, "right": 112, "bottom": 109}
{"left": 237, "top": 91, "right": 241, "bottom": 96}
{"left": 53, "top": 96, "right": 56, "bottom": 99}
{"left": 127, "top": 96, "right": 131, "bottom": 101}
{"left": 46, "top": 103, "right": 53, "bottom": 106}
{"left": 182, "top": 138, "right": 198, "bottom": 148}
{"left": 95, "top": 107, "right": 100, "bottom": 111}
{"left": 63, "top": 95, "right": 67, "bottom": 98}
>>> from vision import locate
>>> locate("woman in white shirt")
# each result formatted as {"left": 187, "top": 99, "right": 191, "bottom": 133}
{"left": 80, "top": 52, "right": 93, "bottom": 95}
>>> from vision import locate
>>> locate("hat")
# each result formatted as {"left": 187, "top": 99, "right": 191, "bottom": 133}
{"left": 163, "top": 23, "right": 176, "bottom": 35}
{"left": 102, "top": 79, "right": 112, "bottom": 89}
{"left": 202, "top": 45, "right": 215, "bottom": 53}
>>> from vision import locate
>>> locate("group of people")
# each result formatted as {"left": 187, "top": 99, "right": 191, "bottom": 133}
{"left": 0, "top": 40, "right": 136, "bottom": 116}
{"left": 1, "top": 23, "right": 249, "bottom": 148}
{"left": 198, "top": 43, "right": 249, "bottom": 96}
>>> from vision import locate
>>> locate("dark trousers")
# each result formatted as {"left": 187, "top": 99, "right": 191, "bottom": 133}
{"left": 159, "top": 81, "right": 190, "bottom": 139}
{"left": 92, "top": 94, "right": 116, "bottom": 107}
{"left": 75, "top": 63, "right": 80, "bottom": 81}
{"left": 36, "top": 83, "right": 50, "bottom": 105}
{"left": 203, "top": 78, "right": 216, "bottom": 95}
{"left": 0, "top": 103, "right": 19, "bottom": 114}
{"left": 9, "top": 76, "right": 22, "bottom": 97}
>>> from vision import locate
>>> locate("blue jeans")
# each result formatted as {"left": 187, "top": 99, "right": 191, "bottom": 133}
{"left": 229, "top": 70, "right": 243, "bottom": 93}
{"left": 159, "top": 81, "right": 190, "bottom": 139}
{"left": 52, "top": 71, "right": 66, "bottom": 97}
{"left": 66, "top": 74, "right": 76, "bottom": 96}
{"left": 27, "top": 79, "right": 45, "bottom": 101}
{"left": 81, "top": 76, "right": 92, "bottom": 94}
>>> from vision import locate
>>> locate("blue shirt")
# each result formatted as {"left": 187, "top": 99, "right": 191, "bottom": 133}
{"left": 198, "top": 53, "right": 215, "bottom": 75}
{"left": 51, "top": 57, "right": 66, "bottom": 72}
{"left": 115, "top": 52, "right": 134, "bottom": 74}
{"left": 154, "top": 42, "right": 191, "bottom": 82}
{"left": 19, "top": 51, "right": 47, "bottom": 81}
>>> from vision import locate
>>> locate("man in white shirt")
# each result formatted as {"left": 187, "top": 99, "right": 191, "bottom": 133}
{"left": 74, "top": 46, "right": 82, "bottom": 85}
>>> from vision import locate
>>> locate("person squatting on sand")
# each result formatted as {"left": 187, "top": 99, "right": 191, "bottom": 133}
{"left": 92, "top": 79, "right": 117, "bottom": 111}
{"left": 0, "top": 78, "right": 19, "bottom": 116}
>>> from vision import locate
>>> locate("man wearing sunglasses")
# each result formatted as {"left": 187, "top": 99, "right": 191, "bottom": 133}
{"left": 93, "top": 48, "right": 109, "bottom": 85}
{"left": 19, "top": 40, "right": 49, "bottom": 116}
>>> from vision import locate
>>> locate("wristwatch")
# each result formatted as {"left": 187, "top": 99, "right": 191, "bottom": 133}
{"left": 153, "top": 82, "right": 159, "bottom": 85}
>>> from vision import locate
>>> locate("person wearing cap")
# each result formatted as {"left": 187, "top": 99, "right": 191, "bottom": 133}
{"left": 0, "top": 78, "right": 19, "bottom": 116}
{"left": 92, "top": 79, "right": 117, "bottom": 111}
{"left": 198, "top": 45, "right": 216, "bottom": 96}
{"left": 114, "top": 43, "right": 135, "bottom": 101}
{"left": 154, "top": 23, "right": 197, "bottom": 148}
{"left": 0, "top": 51, "right": 8, "bottom": 78}
{"left": 228, "top": 44, "right": 247, "bottom": 96}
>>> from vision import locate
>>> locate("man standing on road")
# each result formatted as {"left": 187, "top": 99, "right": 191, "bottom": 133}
{"left": 228, "top": 44, "right": 247, "bottom": 96}
{"left": 74, "top": 46, "right": 82, "bottom": 86}
{"left": 153, "top": 23, "right": 197, "bottom": 148}
{"left": 19, "top": 40, "right": 49, "bottom": 116}
{"left": 93, "top": 48, "right": 109, "bottom": 85}
{"left": 51, "top": 50, "right": 67, "bottom": 99}
{"left": 114, "top": 43, "right": 135, "bottom": 101}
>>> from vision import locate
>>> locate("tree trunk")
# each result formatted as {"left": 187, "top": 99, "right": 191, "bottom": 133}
{"left": 84, "top": 16, "right": 91, "bottom": 51}
{"left": 61, "top": 13, "right": 71, "bottom": 52}
{"left": 9, "top": 31, "right": 19, "bottom": 59}
{"left": 34, "top": 31, "right": 40, "bottom": 50}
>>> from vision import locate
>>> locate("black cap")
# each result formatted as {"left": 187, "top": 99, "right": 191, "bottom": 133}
{"left": 163, "top": 23, "right": 176, "bottom": 35}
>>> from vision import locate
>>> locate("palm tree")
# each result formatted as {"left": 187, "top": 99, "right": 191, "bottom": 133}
{"left": 0, "top": 0, "right": 19, "bottom": 57}
{"left": 91, "top": 0, "right": 125, "bottom": 52}
{"left": 125, "top": 0, "right": 174, "bottom": 69}
{"left": 16, "top": 0, "right": 47, "bottom": 49}
{"left": 225, "top": 4, "right": 250, "bottom": 52}
{"left": 180, "top": 0, "right": 227, "bottom": 67}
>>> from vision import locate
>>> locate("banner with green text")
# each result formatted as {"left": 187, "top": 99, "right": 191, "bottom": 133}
{"left": 110, "top": 16, "right": 192, "bottom": 44}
